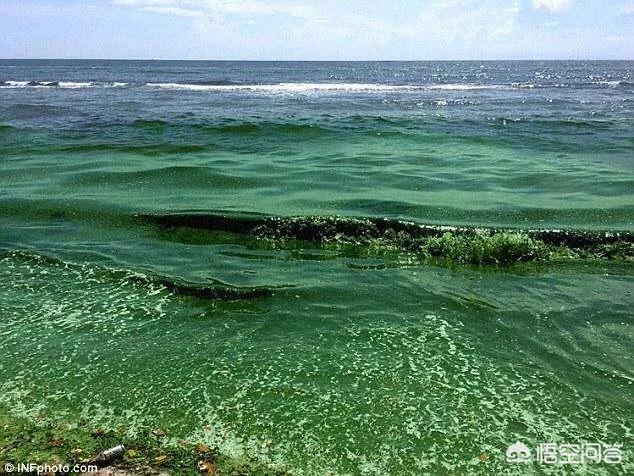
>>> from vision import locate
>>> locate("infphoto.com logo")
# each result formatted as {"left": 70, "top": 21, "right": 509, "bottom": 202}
{"left": 506, "top": 441, "right": 623, "bottom": 465}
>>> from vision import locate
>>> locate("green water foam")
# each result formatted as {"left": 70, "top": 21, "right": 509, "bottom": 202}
{"left": 0, "top": 248, "right": 631, "bottom": 474}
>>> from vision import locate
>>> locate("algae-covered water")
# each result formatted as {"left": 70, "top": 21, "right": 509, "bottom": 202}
{"left": 1, "top": 60, "right": 633, "bottom": 474}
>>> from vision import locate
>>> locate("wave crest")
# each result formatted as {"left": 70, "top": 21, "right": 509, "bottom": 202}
{"left": 141, "top": 214, "right": 634, "bottom": 265}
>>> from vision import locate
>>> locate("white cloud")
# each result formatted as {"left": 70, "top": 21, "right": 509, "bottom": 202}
{"left": 532, "top": 0, "right": 572, "bottom": 13}
{"left": 106, "top": 0, "right": 622, "bottom": 60}
{"left": 407, "top": 0, "right": 521, "bottom": 51}
{"left": 112, "top": 0, "right": 319, "bottom": 18}
{"left": 143, "top": 6, "right": 203, "bottom": 17}
{"left": 620, "top": 0, "right": 634, "bottom": 15}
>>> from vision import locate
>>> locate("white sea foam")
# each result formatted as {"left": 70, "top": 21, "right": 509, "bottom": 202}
{"left": 144, "top": 82, "right": 514, "bottom": 93}
{"left": 2, "top": 80, "right": 603, "bottom": 93}
{"left": 145, "top": 82, "right": 412, "bottom": 92}
{"left": 511, "top": 83, "right": 536, "bottom": 89}
{"left": 0, "top": 80, "right": 93, "bottom": 88}
{"left": 593, "top": 80, "right": 623, "bottom": 87}
{"left": 427, "top": 84, "right": 506, "bottom": 91}
{"left": 57, "top": 81, "right": 93, "bottom": 88}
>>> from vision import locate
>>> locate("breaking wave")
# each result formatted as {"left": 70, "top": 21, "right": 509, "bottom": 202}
{"left": 0, "top": 80, "right": 94, "bottom": 89}
{"left": 1, "top": 250, "right": 275, "bottom": 301}
{"left": 2, "top": 80, "right": 631, "bottom": 93}
{"left": 144, "top": 82, "right": 514, "bottom": 93}
{"left": 140, "top": 213, "right": 634, "bottom": 265}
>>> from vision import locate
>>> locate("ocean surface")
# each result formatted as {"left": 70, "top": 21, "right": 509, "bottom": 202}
{"left": 0, "top": 60, "right": 633, "bottom": 474}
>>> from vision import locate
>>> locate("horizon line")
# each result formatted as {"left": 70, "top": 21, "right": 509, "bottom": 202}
{"left": 1, "top": 58, "right": 633, "bottom": 62}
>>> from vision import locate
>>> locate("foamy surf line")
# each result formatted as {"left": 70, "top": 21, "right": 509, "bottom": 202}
{"left": 0, "top": 81, "right": 512, "bottom": 92}
{"left": 144, "top": 82, "right": 510, "bottom": 93}
{"left": 2, "top": 81, "right": 630, "bottom": 92}
{"left": 0, "top": 81, "right": 128, "bottom": 89}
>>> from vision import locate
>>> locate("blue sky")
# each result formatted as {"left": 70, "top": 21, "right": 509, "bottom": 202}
{"left": 1, "top": 0, "right": 632, "bottom": 59}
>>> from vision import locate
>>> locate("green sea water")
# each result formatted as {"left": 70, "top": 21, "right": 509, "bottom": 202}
{"left": 0, "top": 60, "right": 633, "bottom": 474}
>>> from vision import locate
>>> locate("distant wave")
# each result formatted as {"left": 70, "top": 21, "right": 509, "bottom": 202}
{"left": 140, "top": 81, "right": 634, "bottom": 92}
{"left": 144, "top": 82, "right": 520, "bottom": 93}
{"left": 2, "top": 80, "right": 631, "bottom": 92}
{"left": 186, "top": 80, "right": 246, "bottom": 86}
{"left": 511, "top": 80, "right": 634, "bottom": 90}
{"left": 144, "top": 82, "right": 419, "bottom": 92}
{"left": 141, "top": 80, "right": 631, "bottom": 92}
{"left": 1, "top": 80, "right": 507, "bottom": 92}
{"left": 590, "top": 80, "right": 633, "bottom": 88}
{"left": 427, "top": 84, "right": 505, "bottom": 91}
{"left": 2, "top": 116, "right": 622, "bottom": 147}
{"left": 0, "top": 80, "right": 94, "bottom": 89}
{"left": 0, "top": 80, "right": 126, "bottom": 89}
